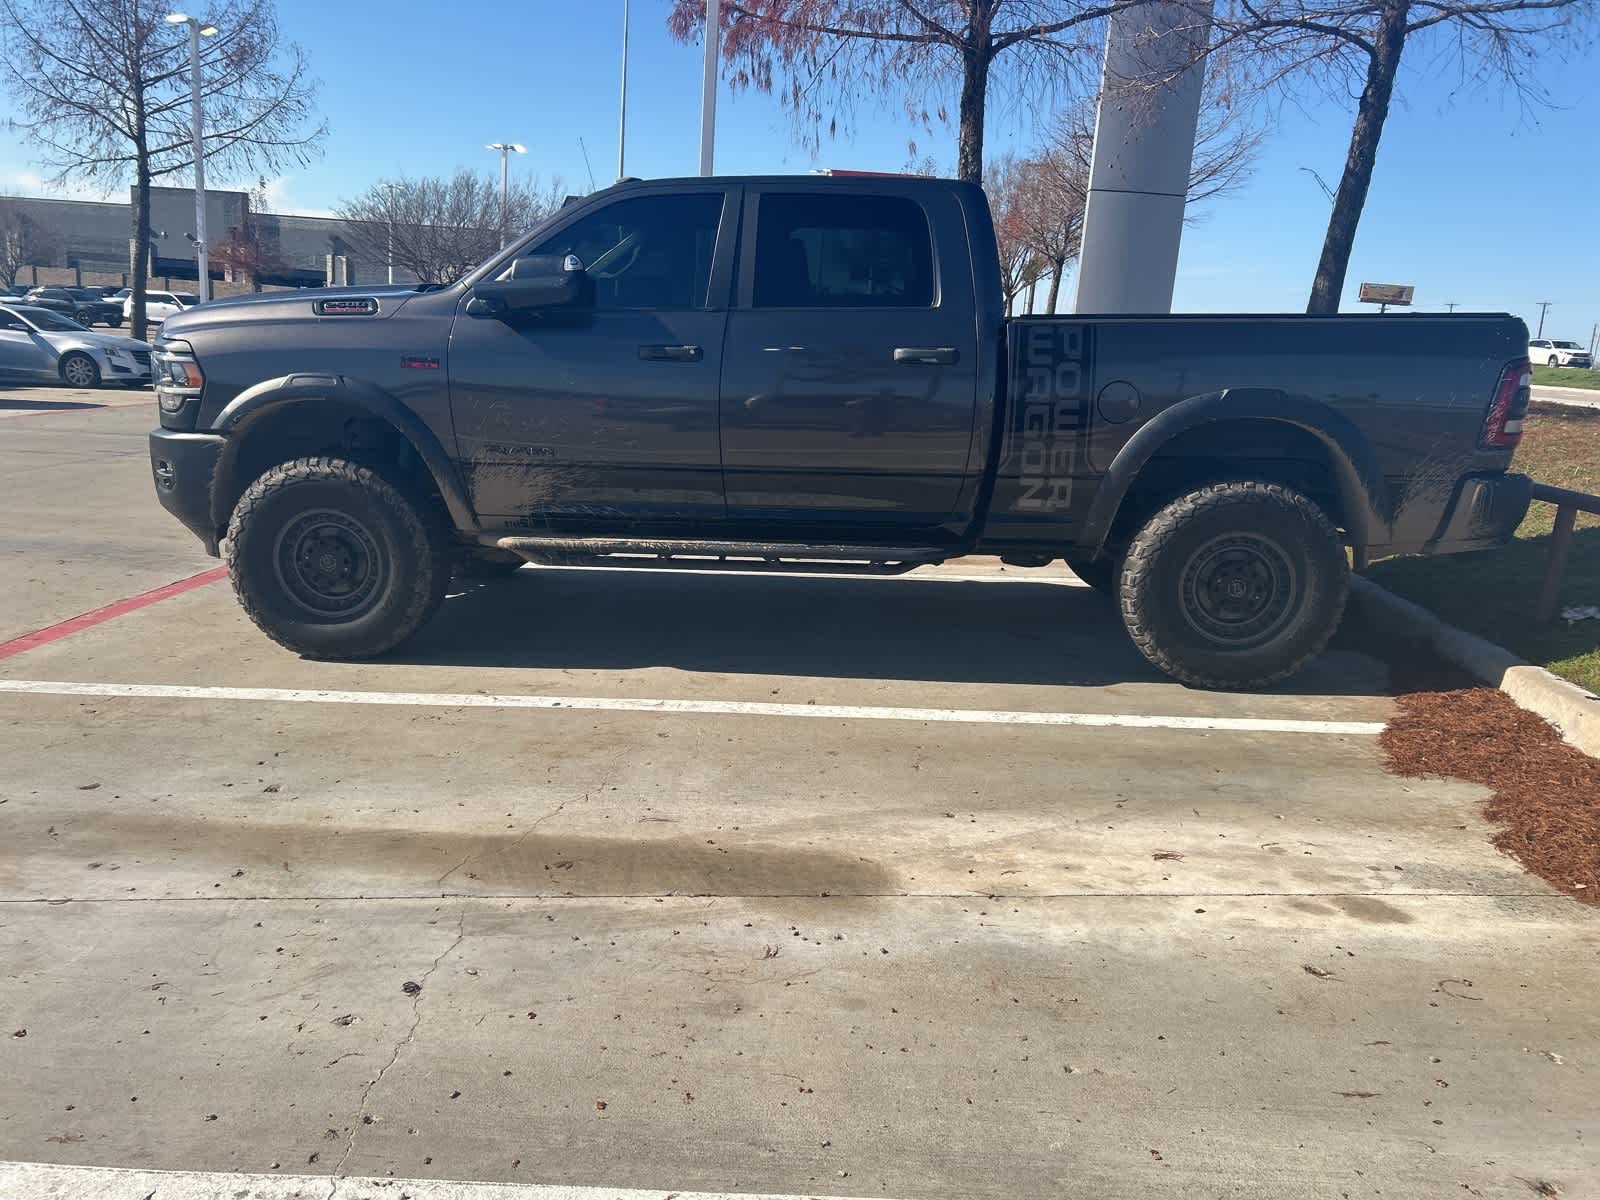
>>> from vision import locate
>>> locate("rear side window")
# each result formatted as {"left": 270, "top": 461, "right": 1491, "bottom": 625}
{"left": 753, "top": 193, "right": 934, "bottom": 309}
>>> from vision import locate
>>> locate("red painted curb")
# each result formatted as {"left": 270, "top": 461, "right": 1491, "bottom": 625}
{"left": 0, "top": 566, "right": 228, "bottom": 661}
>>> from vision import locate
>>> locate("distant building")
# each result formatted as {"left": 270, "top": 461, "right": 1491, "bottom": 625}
{"left": 5, "top": 185, "right": 402, "bottom": 293}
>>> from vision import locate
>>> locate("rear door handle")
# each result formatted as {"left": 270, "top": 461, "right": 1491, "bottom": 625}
{"left": 638, "top": 344, "right": 703, "bottom": 363}
{"left": 893, "top": 346, "right": 959, "bottom": 366}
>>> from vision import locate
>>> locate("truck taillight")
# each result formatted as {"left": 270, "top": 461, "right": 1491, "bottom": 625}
{"left": 1480, "top": 358, "right": 1530, "bottom": 449}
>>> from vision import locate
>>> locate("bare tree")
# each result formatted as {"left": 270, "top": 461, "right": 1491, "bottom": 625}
{"left": 0, "top": 0, "right": 324, "bottom": 336}
{"left": 1214, "top": 0, "right": 1591, "bottom": 312}
{"left": 985, "top": 153, "right": 1048, "bottom": 310}
{"left": 1002, "top": 67, "right": 1257, "bottom": 311}
{"left": 1011, "top": 152, "right": 1085, "bottom": 312}
{"left": 0, "top": 197, "right": 61, "bottom": 287}
{"left": 210, "top": 224, "right": 285, "bottom": 290}
{"left": 667, "top": 0, "right": 1162, "bottom": 184}
{"left": 337, "top": 172, "right": 566, "bottom": 286}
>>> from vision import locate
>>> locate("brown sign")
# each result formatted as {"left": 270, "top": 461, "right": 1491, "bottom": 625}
{"left": 1358, "top": 283, "right": 1414, "bottom": 306}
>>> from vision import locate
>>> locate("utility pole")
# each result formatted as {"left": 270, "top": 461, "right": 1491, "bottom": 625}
{"left": 165, "top": 13, "right": 218, "bottom": 302}
{"left": 378, "top": 181, "right": 401, "bottom": 285}
{"left": 1535, "top": 300, "right": 1552, "bottom": 338}
{"left": 617, "top": 0, "right": 629, "bottom": 180}
{"left": 485, "top": 143, "right": 526, "bottom": 248}
{"left": 699, "top": 0, "right": 720, "bottom": 176}
{"left": 1444, "top": 302, "right": 1459, "bottom": 313}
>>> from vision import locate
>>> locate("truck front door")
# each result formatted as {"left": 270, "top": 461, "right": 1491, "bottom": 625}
{"left": 448, "top": 186, "right": 737, "bottom": 525}
{"left": 718, "top": 188, "right": 981, "bottom": 530}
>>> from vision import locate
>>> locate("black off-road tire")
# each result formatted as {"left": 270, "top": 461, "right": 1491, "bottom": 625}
{"left": 223, "top": 456, "right": 451, "bottom": 659}
{"left": 1118, "top": 481, "right": 1348, "bottom": 690}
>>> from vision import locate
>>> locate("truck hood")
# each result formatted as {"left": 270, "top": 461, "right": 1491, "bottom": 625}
{"left": 159, "top": 284, "right": 442, "bottom": 336}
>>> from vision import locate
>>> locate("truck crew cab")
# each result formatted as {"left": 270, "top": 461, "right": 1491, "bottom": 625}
{"left": 148, "top": 174, "right": 1532, "bottom": 689}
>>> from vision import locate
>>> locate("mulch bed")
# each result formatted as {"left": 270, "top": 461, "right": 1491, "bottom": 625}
{"left": 1380, "top": 685, "right": 1600, "bottom": 904}
{"left": 1335, "top": 609, "right": 1600, "bottom": 903}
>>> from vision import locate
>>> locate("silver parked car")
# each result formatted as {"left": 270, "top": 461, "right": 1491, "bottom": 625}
{"left": 0, "top": 304, "right": 153, "bottom": 388}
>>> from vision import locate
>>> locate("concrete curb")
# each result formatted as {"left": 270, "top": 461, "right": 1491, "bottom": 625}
{"left": 1350, "top": 576, "right": 1600, "bottom": 758}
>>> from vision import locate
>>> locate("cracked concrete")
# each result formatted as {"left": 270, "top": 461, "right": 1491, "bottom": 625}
{"left": 329, "top": 906, "right": 470, "bottom": 1197}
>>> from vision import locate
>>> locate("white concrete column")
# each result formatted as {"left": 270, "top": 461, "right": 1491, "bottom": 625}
{"left": 1072, "top": 0, "right": 1213, "bottom": 314}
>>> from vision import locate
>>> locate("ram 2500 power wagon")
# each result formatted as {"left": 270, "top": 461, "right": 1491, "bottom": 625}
{"left": 147, "top": 174, "right": 1532, "bottom": 689}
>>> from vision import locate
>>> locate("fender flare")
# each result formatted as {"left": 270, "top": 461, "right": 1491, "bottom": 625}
{"left": 1078, "top": 387, "right": 1390, "bottom": 556}
{"left": 210, "top": 374, "right": 478, "bottom": 533}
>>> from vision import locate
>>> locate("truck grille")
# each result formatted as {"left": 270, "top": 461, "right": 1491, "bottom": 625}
{"left": 132, "top": 349, "right": 151, "bottom": 367}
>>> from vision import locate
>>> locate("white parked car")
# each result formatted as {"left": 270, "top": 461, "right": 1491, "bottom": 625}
{"left": 1528, "top": 338, "right": 1593, "bottom": 369}
{"left": 125, "top": 289, "right": 200, "bottom": 324}
{"left": 0, "top": 303, "right": 153, "bottom": 388}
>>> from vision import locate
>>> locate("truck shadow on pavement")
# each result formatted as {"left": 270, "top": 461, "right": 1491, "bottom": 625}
{"left": 391, "top": 567, "right": 1389, "bottom": 697}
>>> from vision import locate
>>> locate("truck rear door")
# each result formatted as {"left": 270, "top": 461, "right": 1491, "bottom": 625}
{"left": 718, "top": 186, "right": 980, "bottom": 529}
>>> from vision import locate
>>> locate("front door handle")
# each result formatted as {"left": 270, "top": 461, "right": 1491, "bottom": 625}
{"left": 638, "top": 344, "right": 703, "bottom": 363}
{"left": 893, "top": 346, "right": 959, "bottom": 366}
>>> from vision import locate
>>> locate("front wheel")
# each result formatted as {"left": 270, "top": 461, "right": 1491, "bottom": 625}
{"left": 106, "top": 315, "right": 123, "bottom": 329}
{"left": 1118, "top": 481, "right": 1348, "bottom": 690}
{"left": 58, "top": 352, "right": 101, "bottom": 389}
{"left": 1548, "top": 356, "right": 1560, "bottom": 368}
{"left": 224, "top": 457, "right": 451, "bottom": 659}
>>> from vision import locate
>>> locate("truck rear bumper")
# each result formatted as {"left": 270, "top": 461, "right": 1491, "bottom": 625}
{"left": 149, "top": 429, "right": 225, "bottom": 556}
{"left": 1422, "top": 471, "right": 1532, "bottom": 555}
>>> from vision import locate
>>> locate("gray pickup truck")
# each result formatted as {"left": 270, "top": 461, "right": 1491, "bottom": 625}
{"left": 148, "top": 174, "right": 1532, "bottom": 688}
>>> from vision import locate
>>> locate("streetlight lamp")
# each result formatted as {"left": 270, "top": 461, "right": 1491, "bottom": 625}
{"left": 378, "top": 181, "right": 402, "bottom": 285}
{"left": 485, "top": 142, "right": 526, "bottom": 249}
{"left": 165, "top": 12, "right": 218, "bottom": 303}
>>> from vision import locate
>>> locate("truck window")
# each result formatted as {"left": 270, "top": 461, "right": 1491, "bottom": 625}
{"left": 523, "top": 193, "right": 723, "bottom": 310}
{"left": 753, "top": 193, "right": 934, "bottom": 309}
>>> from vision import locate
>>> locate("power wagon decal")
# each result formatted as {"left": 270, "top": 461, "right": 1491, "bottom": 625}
{"left": 1012, "top": 323, "right": 1090, "bottom": 512}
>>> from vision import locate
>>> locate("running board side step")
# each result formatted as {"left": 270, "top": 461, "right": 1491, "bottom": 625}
{"left": 491, "top": 535, "right": 950, "bottom": 575}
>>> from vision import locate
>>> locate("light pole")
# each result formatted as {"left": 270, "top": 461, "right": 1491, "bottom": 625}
{"left": 699, "top": 0, "right": 720, "bottom": 175}
{"left": 378, "top": 181, "right": 401, "bottom": 285}
{"left": 1535, "top": 300, "right": 1552, "bottom": 338}
{"left": 485, "top": 143, "right": 526, "bottom": 249}
{"left": 617, "top": 0, "right": 630, "bottom": 180}
{"left": 165, "top": 12, "right": 218, "bottom": 303}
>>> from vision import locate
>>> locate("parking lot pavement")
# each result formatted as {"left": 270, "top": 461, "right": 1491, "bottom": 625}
{"left": 0, "top": 393, "right": 215, "bottom": 643}
{"left": 2, "top": 387, "right": 1597, "bottom": 1199}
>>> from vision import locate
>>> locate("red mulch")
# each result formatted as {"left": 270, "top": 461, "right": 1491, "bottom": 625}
{"left": 1380, "top": 685, "right": 1600, "bottom": 904}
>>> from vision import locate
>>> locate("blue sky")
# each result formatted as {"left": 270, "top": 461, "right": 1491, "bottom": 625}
{"left": 2, "top": 1, "right": 1595, "bottom": 337}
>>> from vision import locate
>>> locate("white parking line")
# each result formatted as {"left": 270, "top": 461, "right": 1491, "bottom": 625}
{"left": 0, "top": 1160, "right": 894, "bottom": 1200}
{"left": 0, "top": 678, "right": 1385, "bottom": 735}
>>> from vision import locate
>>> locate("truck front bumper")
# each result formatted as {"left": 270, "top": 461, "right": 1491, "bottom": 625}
{"left": 1425, "top": 471, "right": 1532, "bottom": 555}
{"left": 149, "top": 429, "right": 225, "bottom": 556}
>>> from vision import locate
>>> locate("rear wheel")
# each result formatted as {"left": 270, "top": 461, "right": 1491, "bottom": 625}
{"left": 58, "top": 352, "right": 100, "bottom": 389}
{"left": 1118, "top": 481, "right": 1348, "bottom": 689}
{"left": 224, "top": 457, "right": 451, "bottom": 659}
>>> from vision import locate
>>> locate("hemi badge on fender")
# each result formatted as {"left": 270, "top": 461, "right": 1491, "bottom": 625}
{"left": 313, "top": 297, "right": 379, "bottom": 316}
{"left": 401, "top": 356, "right": 440, "bottom": 370}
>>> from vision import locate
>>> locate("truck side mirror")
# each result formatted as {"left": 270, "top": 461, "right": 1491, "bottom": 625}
{"left": 468, "top": 254, "right": 592, "bottom": 318}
